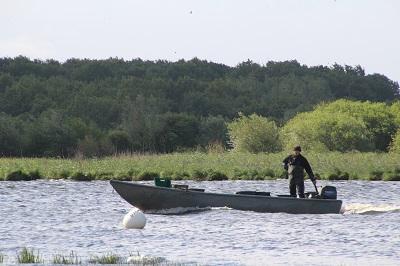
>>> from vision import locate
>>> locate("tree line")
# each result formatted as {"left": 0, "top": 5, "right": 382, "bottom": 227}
{"left": 0, "top": 56, "right": 398, "bottom": 157}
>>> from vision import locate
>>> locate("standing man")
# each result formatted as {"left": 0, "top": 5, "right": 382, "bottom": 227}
{"left": 282, "top": 146, "right": 316, "bottom": 198}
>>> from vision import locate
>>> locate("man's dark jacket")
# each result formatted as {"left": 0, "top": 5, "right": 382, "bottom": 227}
{"left": 282, "top": 154, "right": 315, "bottom": 181}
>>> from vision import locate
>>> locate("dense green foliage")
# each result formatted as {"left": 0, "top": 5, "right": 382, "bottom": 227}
{"left": 0, "top": 56, "right": 398, "bottom": 156}
{"left": 227, "top": 113, "right": 281, "bottom": 152}
{"left": 1, "top": 152, "right": 400, "bottom": 181}
{"left": 282, "top": 100, "right": 399, "bottom": 152}
{"left": 389, "top": 129, "right": 400, "bottom": 153}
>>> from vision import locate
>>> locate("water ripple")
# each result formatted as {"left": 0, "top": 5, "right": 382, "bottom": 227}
{"left": 0, "top": 180, "right": 399, "bottom": 265}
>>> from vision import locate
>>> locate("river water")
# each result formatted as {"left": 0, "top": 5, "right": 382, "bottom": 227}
{"left": 1, "top": 180, "right": 399, "bottom": 265}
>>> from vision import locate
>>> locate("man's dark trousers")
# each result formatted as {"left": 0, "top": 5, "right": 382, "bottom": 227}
{"left": 289, "top": 176, "right": 305, "bottom": 198}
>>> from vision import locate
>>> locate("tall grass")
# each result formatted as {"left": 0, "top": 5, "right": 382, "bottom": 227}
{"left": 0, "top": 253, "right": 4, "bottom": 264}
{"left": 17, "top": 247, "right": 42, "bottom": 264}
{"left": 88, "top": 253, "right": 120, "bottom": 264}
{"left": 52, "top": 251, "right": 81, "bottom": 264}
{"left": 1, "top": 152, "right": 400, "bottom": 181}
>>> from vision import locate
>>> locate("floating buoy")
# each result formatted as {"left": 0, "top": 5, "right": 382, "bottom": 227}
{"left": 122, "top": 208, "right": 146, "bottom": 229}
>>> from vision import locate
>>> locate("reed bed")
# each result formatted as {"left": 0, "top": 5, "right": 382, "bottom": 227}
{"left": 17, "top": 247, "right": 43, "bottom": 264}
{"left": 2, "top": 248, "right": 192, "bottom": 265}
{"left": 88, "top": 253, "right": 120, "bottom": 264}
{"left": 1, "top": 152, "right": 400, "bottom": 181}
{"left": 52, "top": 251, "right": 81, "bottom": 264}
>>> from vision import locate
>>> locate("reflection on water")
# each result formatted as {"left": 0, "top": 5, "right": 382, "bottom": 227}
{"left": 0, "top": 180, "right": 399, "bottom": 265}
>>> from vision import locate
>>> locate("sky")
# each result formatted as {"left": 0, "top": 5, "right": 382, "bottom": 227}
{"left": 1, "top": 0, "right": 399, "bottom": 82}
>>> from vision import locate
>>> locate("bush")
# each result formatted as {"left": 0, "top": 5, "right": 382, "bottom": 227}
{"left": 383, "top": 168, "right": 400, "bottom": 181}
{"left": 6, "top": 170, "right": 30, "bottom": 181}
{"left": 326, "top": 169, "right": 349, "bottom": 181}
{"left": 114, "top": 175, "right": 132, "bottom": 181}
{"left": 137, "top": 171, "right": 158, "bottom": 181}
{"left": 317, "top": 100, "right": 396, "bottom": 151}
{"left": 95, "top": 172, "right": 115, "bottom": 180}
{"left": 282, "top": 100, "right": 396, "bottom": 152}
{"left": 160, "top": 170, "right": 174, "bottom": 179}
{"left": 389, "top": 129, "right": 400, "bottom": 153}
{"left": 171, "top": 171, "right": 190, "bottom": 180}
{"left": 232, "top": 169, "right": 248, "bottom": 180}
{"left": 282, "top": 110, "right": 372, "bottom": 152}
{"left": 28, "top": 170, "right": 43, "bottom": 180}
{"left": 58, "top": 170, "right": 71, "bottom": 179}
{"left": 248, "top": 170, "right": 265, "bottom": 180}
{"left": 207, "top": 170, "right": 228, "bottom": 181}
{"left": 227, "top": 113, "right": 281, "bottom": 153}
{"left": 368, "top": 170, "right": 384, "bottom": 181}
{"left": 127, "top": 169, "right": 140, "bottom": 178}
{"left": 191, "top": 169, "right": 208, "bottom": 181}
{"left": 260, "top": 169, "right": 275, "bottom": 179}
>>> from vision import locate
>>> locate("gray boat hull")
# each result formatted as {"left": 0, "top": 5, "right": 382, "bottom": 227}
{"left": 110, "top": 180, "right": 343, "bottom": 214}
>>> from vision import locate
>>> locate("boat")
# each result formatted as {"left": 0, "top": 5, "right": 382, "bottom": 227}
{"left": 110, "top": 180, "right": 343, "bottom": 214}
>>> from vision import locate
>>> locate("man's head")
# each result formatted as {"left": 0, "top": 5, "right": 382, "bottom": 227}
{"left": 293, "top": 146, "right": 301, "bottom": 156}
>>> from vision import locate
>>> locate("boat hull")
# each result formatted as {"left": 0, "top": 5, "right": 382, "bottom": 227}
{"left": 110, "top": 180, "right": 342, "bottom": 214}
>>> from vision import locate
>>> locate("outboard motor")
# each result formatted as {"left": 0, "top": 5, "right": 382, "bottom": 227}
{"left": 321, "top": 186, "right": 337, "bottom": 199}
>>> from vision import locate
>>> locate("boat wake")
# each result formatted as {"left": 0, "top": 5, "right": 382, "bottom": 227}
{"left": 341, "top": 203, "right": 400, "bottom": 215}
{"left": 145, "top": 206, "right": 212, "bottom": 215}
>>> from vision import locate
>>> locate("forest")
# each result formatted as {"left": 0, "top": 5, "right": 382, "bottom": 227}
{"left": 0, "top": 56, "right": 399, "bottom": 157}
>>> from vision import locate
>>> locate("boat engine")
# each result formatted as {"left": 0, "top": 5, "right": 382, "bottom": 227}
{"left": 321, "top": 186, "right": 337, "bottom": 199}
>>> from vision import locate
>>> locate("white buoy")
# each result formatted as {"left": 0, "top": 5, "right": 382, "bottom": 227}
{"left": 122, "top": 208, "right": 146, "bottom": 229}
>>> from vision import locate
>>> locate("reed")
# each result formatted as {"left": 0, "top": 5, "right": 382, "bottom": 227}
{"left": 17, "top": 247, "right": 42, "bottom": 264}
{"left": 0, "top": 253, "right": 4, "bottom": 264}
{"left": 88, "top": 253, "right": 120, "bottom": 264}
{"left": 52, "top": 251, "right": 81, "bottom": 264}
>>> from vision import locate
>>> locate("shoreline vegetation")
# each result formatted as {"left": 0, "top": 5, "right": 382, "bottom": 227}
{"left": 1, "top": 152, "right": 400, "bottom": 182}
{"left": 0, "top": 247, "right": 180, "bottom": 265}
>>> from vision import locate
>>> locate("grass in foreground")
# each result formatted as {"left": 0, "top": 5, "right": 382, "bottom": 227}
{"left": 1, "top": 152, "right": 400, "bottom": 181}
{"left": 52, "top": 251, "right": 81, "bottom": 264}
{"left": 17, "top": 247, "right": 43, "bottom": 264}
{"left": 88, "top": 253, "right": 120, "bottom": 264}
{"left": 1, "top": 249, "right": 192, "bottom": 265}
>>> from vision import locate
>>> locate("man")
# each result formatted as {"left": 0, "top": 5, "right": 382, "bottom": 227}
{"left": 282, "top": 146, "right": 316, "bottom": 198}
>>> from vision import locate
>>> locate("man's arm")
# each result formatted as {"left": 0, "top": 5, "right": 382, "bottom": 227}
{"left": 302, "top": 157, "right": 316, "bottom": 182}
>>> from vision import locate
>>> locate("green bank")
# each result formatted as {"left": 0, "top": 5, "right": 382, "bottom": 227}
{"left": 1, "top": 152, "right": 400, "bottom": 181}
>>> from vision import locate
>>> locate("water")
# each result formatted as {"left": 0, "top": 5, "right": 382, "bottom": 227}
{"left": 1, "top": 180, "right": 400, "bottom": 265}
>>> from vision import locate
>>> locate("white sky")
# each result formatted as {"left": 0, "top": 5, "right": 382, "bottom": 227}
{"left": 1, "top": 0, "right": 399, "bottom": 82}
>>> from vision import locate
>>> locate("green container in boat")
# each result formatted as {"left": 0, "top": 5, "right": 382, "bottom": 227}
{"left": 154, "top": 177, "right": 171, "bottom": 188}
